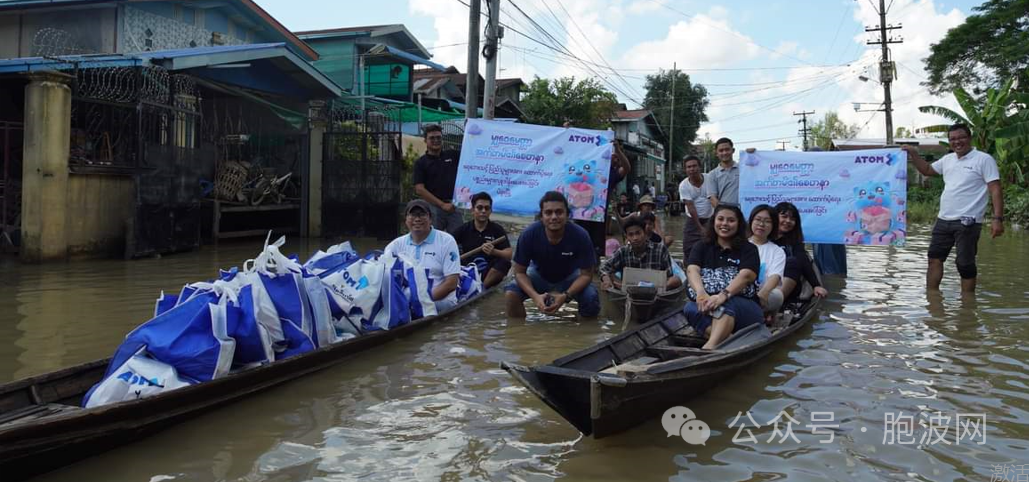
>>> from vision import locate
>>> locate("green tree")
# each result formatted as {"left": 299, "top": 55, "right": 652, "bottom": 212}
{"left": 808, "top": 111, "right": 860, "bottom": 150}
{"left": 520, "top": 77, "right": 618, "bottom": 130}
{"left": 922, "top": 0, "right": 1029, "bottom": 95}
{"left": 895, "top": 126, "right": 913, "bottom": 139}
{"left": 918, "top": 75, "right": 1029, "bottom": 184}
{"left": 642, "top": 69, "right": 709, "bottom": 165}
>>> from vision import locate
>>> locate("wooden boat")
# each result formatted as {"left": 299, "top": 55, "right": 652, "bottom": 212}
{"left": 603, "top": 266, "right": 686, "bottom": 324}
{"left": 0, "top": 284, "right": 502, "bottom": 482}
{"left": 604, "top": 283, "right": 686, "bottom": 324}
{"left": 503, "top": 294, "right": 822, "bottom": 439}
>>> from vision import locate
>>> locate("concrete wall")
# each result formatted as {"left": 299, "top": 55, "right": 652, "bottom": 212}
{"left": 65, "top": 174, "right": 134, "bottom": 257}
{"left": 0, "top": 8, "right": 117, "bottom": 57}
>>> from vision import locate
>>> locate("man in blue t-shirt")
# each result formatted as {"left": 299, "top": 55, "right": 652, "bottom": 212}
{"left": 505, "top": 191, "right": 601, "bottom": 317}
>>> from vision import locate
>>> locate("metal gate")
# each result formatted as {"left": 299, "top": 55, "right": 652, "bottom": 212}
{"left": 322, "top": 102, "right": 402, "bottom": 240}
{"left": 0, "top": 121, "right": 23, "bottom": 251}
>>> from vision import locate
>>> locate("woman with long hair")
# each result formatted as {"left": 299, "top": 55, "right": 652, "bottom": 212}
{"left": 683, "top": 204, "right": 763, "bottom": 349}
{"left": 747, "top": 204, "right": 786, "bottom": 319}
{"left": 774, "top": 202, "right": 829, "bottom": 300}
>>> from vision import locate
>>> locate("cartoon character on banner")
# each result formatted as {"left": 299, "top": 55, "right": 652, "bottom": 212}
{"left": 554, "top": 151, "right": 609, "bottom": 221}
{"left": 843, "top": 181, "right": 906, "bottom": 245}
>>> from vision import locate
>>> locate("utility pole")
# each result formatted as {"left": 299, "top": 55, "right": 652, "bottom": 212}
{"left": 465, "top": 0, "right": 481, "bottom": 119}
{"left": 866, "top": 0, "right": 902, "bottom": 144}
{"left": 794, "top": 110, "right": 814, "bottom": 151}
{"left": 669, "top": 62, "right": 676, "bottom": 173}
{"left": 482, "top": 0, "right": 501, "bottom": 119}
{"left": 777, "top": 140, "right": 789, "bottom": 151}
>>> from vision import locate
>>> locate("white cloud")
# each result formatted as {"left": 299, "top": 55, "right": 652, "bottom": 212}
{"left": 409, "top": 0, "right": 470, "bottom": 71}
{"left": 619, "top": 8, "right": 761, "bottom": 71}
{"left": 626, "top": 0, "right": 661, "bottom": 15}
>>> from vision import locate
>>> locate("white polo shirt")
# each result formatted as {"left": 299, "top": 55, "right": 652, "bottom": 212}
{"left": 383, "top": 228, "right": 462, "bottom": 303}
{"left": 678, "top": 174, "right": 713, "bottom": 219}
{"left": 931, "top": 148, "right": 1001, "bottom": 223}
{"left": 752, "top": 240, "right": 785, "bottom": 288}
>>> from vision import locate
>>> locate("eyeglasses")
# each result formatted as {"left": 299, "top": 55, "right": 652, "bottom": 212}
{"left": 753, "top": 217, "right": 773, "bottom": 226}
{"left": 407, "top": 211, "right": 429, "bottom": 219}
{"left": 426, "top": 136, "right": 443, "bottom": 141}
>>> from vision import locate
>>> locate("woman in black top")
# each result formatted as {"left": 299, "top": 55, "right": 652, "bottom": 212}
{"left": 774, "top": 202, "right": 829, "bottom": 300}
{"left": 683, "top": 204, "right": 763, "bottom": 350}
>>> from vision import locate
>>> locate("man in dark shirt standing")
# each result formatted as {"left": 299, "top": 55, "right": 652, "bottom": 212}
{"left": 413, "top": 124, "right": 463, "bottom": 233}
{"left": 452, "top": 192, "right": 512, "bottom": 289}
{"left": 505, "top": 191, "right": 600, "bottom": 318}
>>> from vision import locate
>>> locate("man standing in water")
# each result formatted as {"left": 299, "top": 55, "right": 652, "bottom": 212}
{"left": 707, "top": 137, "right": 740, "bottom": 207}
{"left": 413, "top": 125, "right": 463, "bottom": 233}
{"left": 678, "top": 155, "right": 712, "bottom": 260}
{"left": 505, "top": 191, "right": 600, "bottom": 317}
{"left": 904, "top": 124, "right": 1004, "bottom": 293}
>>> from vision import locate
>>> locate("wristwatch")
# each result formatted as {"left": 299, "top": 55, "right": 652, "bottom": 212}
{"left": 720, "top": 289, "right": 732, "bottom": 299}
{"left": 993, "top": 216, "right": 1005, "bottom": 222}
{"left": 563, "top": 291, "right": 573, "bottom": 300}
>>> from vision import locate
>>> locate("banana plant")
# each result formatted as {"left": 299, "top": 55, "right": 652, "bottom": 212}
{"left": 918, "top": 73, "right": 1029, "bottom": 184}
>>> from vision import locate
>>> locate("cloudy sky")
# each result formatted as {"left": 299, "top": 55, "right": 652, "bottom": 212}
{"left": 260, "top": 0, "right": 977, "bottom": 150}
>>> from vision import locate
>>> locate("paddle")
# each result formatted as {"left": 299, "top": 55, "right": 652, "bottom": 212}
{"left": 460, "top": 235, "right": 508, "bottom": 262}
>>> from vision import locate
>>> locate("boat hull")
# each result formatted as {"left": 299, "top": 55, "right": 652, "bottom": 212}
{"left": 0, "top": 286, "right": 501, "bottom": 481}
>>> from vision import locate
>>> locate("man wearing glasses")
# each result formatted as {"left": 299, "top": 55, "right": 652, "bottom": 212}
{"left": 452, "top": 192, "right": 512, "bottom": 289}
{"left": 383, "top": 199, "right": 462, "bottom": 311}
{"left": 413, "top": 124, "right": 464, "bottom": 233}
{"left": 904, "top": 123, "right": 1005, "bottom": 293}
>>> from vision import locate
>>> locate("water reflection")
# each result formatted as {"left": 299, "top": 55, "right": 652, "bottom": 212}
{"left": 4, "top": 220, "right": 1028, "bottom": 481}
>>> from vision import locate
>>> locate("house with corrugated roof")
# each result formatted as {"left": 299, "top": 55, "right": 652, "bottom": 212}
{"left": 611, "top": 108, "right": 667, "bottom": 196}
{"left": 0, "top": 0, "right": 352, "bottom": 260}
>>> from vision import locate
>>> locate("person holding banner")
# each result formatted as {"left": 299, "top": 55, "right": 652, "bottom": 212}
{"left": 679, "top": 155, "right": 712, "bottom": 260}
{"left": 452, "top": 192, "right": 512, "bottom": 289}
{"left": 413, "top": 125, "right": 463, "bottom": 233}
{"left": 707, "top": 137, "right": 740, "bottom": 207}
{"left": 683, "top": 204, "right": 763, "bottom": 350}
{"left": 505, "top": 191, "right": 601, "bottom": 318}
{"left": 902, "top": 124, "right": 1005, "bottom": 293}
{"left": 383, "top": 199, "right": 462, "bottom": 311}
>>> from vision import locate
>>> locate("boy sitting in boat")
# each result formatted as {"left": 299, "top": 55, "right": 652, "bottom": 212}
{"left": 452, "top": 192, "right": 512, "bottom": 289}
{"left": 600, "top": 215, "right": 681, "bottom": 291}
{"left": 383, "top": 199, "right": 462, "bottom": 311}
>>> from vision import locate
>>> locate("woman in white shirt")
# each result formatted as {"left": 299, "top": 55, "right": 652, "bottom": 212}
{"left": 747, "top": 204, "right": 785, "bottom": 321}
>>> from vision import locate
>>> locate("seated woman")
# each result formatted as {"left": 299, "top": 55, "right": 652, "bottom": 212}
{"left": 683, "top": 204, "right": 763, "bottom": 350}
{"left": 748, "top": 204, "right": 786, "bottom": 321}
{"left": 773, "top": 202, "right": 829, "bottom": 301}
{"left": 600, "top": 215, "right": 682, "bottom": 291}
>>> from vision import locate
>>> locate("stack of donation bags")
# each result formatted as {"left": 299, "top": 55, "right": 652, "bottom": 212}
{"left": 83, "top": 236, "right": 482, "bottom": 408}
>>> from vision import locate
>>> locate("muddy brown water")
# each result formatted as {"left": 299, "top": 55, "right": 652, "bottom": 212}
{"left": 1, "top": 216, "right": 1026, "bottom": 481}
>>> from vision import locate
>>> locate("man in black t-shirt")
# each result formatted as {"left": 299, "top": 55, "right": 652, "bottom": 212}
{"left": 452, "top": 192, "right": 512, "bottom": 289}
{"left": 413, "top": 124, "right": 463, "bottom": 233}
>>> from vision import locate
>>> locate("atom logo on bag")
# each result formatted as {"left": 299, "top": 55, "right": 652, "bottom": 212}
{"left": 661, "top": 406, "right": 711, "bottom": 445}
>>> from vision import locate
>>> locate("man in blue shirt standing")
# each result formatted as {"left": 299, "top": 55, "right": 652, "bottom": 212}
{"left": 505, "top": 191, "right": 601, "bottom": 317}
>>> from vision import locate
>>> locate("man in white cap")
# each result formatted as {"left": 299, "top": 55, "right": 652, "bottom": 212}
{"left": 383, "top": 199, "right": 462, "bottom": 311}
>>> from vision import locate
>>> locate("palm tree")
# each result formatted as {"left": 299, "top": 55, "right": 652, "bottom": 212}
{"left": 918, "top": 74, "right": 1029, "bottom": 184}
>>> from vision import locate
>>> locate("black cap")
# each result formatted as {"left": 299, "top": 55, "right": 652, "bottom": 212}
{"left": 405, "top": 199, "right": 433, "bottom": 216}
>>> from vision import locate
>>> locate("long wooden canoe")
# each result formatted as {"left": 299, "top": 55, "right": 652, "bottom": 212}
{"left": 0, "top": 284, "right": 502, "bottom": 481}
{"left": 503, "top": 294, "right": 821, "bottom": 439}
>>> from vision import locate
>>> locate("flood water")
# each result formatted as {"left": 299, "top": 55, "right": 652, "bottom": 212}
{"left": 1, "top": 215, "right": 1027, "bottom": 482}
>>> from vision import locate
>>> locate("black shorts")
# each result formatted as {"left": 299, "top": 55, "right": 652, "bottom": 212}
{"left": 928, "top": 219, "right": 981, "bottom": 277}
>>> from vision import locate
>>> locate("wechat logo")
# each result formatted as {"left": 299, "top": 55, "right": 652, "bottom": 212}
{"left": 662, "top": 406, "right": 711, "bottom": 445}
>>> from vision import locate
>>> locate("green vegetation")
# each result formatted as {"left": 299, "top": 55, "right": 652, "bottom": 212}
{"left": 641, "top": 69, "right": 709, "bottom": 164}
{"left": 906, "top": 178, "right": 1029, "bottom": 228}
{"left": 922, "top": 0, "right": 1029, "bottom": 96}
{"left": 521, "top": 77, "right": 619, "bottom": 129}
{"left": 809, "top": 111, "right": 860, "bottom": 150}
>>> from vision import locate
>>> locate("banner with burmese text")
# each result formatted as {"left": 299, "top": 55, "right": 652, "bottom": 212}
{"left": 454, "top": 119, "right": 614, "bottom": 221}
{"left": 739, "top": 148, "right": 907, "bottom": 245}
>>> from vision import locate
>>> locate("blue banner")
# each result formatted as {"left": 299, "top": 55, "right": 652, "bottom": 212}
{"left": 739, "top": 149, "right": 908, "bottom": 246}
{"left": 455, "top": 120, "right": 614, "bottom": 221}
